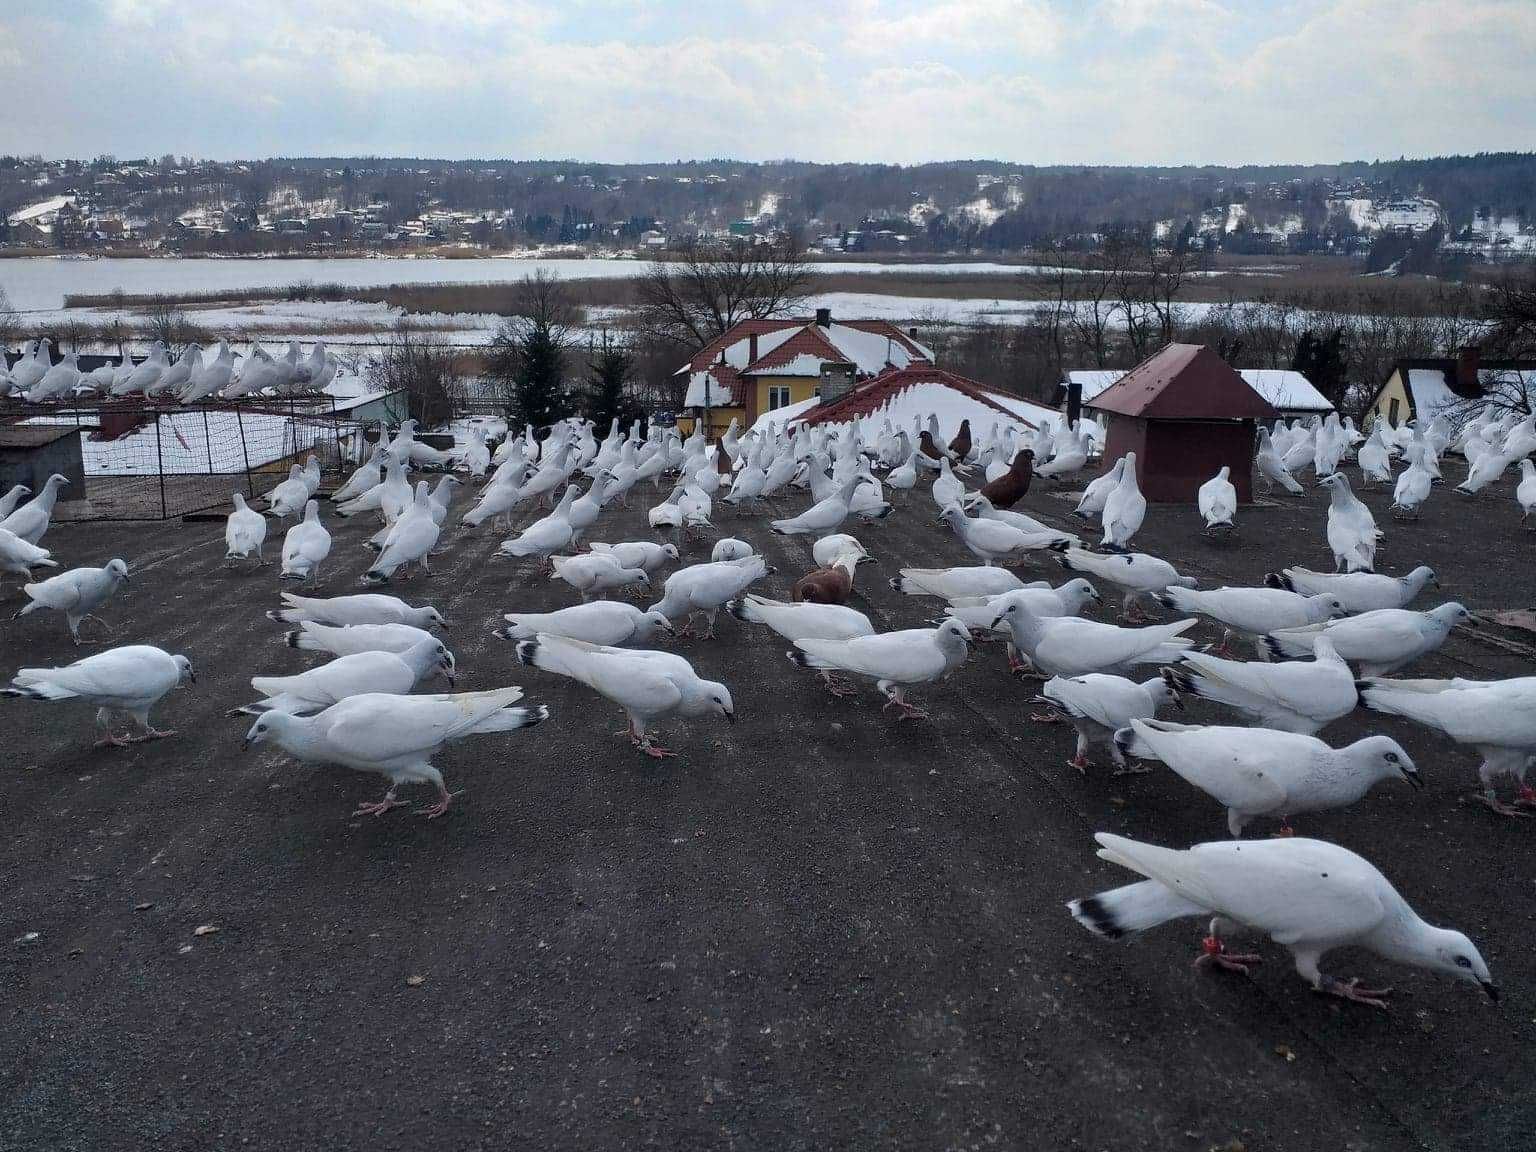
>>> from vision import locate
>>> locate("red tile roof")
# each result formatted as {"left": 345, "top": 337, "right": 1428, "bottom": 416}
{"left": 685, "top": 363, "right": 751, "bottom": 408}
{"left": 679, "top": 316, "right": 931, "bottom": 376}
{"left": 739, "top": 325, "right": 851, "bottom": 374}
{"left": 796, "top": 366, "right": 1036, "bottom": 428}
{"left": 1088, "top": 343, "right": 1278, "bottom": 421}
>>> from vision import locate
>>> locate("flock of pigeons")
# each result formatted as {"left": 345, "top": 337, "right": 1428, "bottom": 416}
{"left": 4, "top": 394, "right": 1529, "bottom": 1014}
{"left": 0, "top": 337, "right": 339, "bottom": 403}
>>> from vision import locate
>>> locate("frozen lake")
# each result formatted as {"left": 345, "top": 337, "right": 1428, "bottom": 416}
{"left": 0, "top": 256, "right": 1037, "bottom": 312}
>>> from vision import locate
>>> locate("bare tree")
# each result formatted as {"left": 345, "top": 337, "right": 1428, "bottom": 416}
{"left": 367, "top": 321, "right": 461, "bottom": 428}
{"left": 0, "top": 286, "right": 17, "bottom": 353}
{"left": 635, "top": 236, "right": 810, "bottom": 349}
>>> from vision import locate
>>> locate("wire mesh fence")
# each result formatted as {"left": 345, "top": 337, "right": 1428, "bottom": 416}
{"left": 0, "top": 396, "right": 365, "bottom": 520}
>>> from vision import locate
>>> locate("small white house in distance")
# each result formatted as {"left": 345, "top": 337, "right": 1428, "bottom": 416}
{"left": 1235, "top": 370, "right": 1334, "bottom": 418}
{"left": 1059, "top": 367, "right": 1332, "bottom": 420}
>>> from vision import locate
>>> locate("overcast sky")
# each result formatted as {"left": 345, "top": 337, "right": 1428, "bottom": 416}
{"left": 3, "top": 0, "right": 1533, "bottom": 166}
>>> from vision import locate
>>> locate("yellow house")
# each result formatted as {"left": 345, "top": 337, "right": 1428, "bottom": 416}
{"left": 1365, "top": 348, "right": 1536, "bottom": 430}
{"left": 674, "top": 309, "right": 932, "bottom": 436}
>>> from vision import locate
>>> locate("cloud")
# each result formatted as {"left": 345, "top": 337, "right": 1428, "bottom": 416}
{"left": 0, "top": 0, "right": 1531, "bottom": 163}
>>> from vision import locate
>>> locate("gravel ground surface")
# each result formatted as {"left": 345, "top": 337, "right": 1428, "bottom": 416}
{"left": 2, "top": 453, "right": 1533, "bottom": 1151}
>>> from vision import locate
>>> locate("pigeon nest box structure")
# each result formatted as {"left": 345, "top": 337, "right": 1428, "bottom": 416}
{"left": 1086, "top": 344, "right": 1278, "bottom": 503}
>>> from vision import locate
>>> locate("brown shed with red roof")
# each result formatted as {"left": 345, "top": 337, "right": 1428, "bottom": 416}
{"left": 1086, "top": 343, "right": 1278, "bottom": 503}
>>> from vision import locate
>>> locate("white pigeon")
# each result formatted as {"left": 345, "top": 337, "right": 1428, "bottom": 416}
{"left": 990, "top": 600, "right": 1197, "bottom": 680}
{"left": 1357, "top": 430, "right": 1394, "bottom": 485}
{"left": 281, "top": 500, "right": 332, "bottom": 585}
{"left": 1038, "top": 673, "right": 1180, "bottom": 774}
{"left": 244, "top": 687, "right": 546, "bottom": 818}
{"left": 649, "top": 554, "right": 773, "bottom": 639}
{"left": 1456, "top": 449, "right": 1512, "bottom": 496}
{"left": 811, "top": 534, "right": 867, "bottom": 568}
{"left": 710, "top": 538, "right": 754, "bottom": 563}
{"left": 285, "top": 620, "right": 438, "bottom": 658}
{"left": 963, "top": 494, "right": 1078, "bottom": 546}
{"left": 890, "top": 566, "right": 1029, "bottom": 599}
{"left": 496, "top": 486, "right": 577, "bottom": 563}
{"left": 1261, "top": 602, "right": 1472, "bottom": 676}
{"left": 1067, "top": 832, "right": 1495, "bottom": 1009}
{"left": 1517, "top": 458, "right": 1536, "bottom": 525}
{"left": 1100, "top": 453, "right": 1146, "bottom": 551}
{"left": 494, "top": 601, "right": 673, "bottom": 646}
{"left": 1319, "top": 473, "right": 1380, "bottom": 572}
{"left": 550, "top": 553, "right": 650, "bottom": 601}
{"left": 1156, "top": 586, "right": 1345, "bottom": 654}
{"left": 0, "top": 527, "right": 58, "bottom": 580}
{"left": 1057, "top": 548, "right": 1197, "bottom": 621}
{"left": 0, "top": 474, "right": 70, "bottom": 545}
{"left": 363, "top": 484, "right": 440, "bottom": 583}
{"left": 586, "top": 540, "right": 680, "bottom": 579}
{"left": 769, "top": 477, "right": 871, "bottom": 536}
{"left": 1263, "top": 566, "right": 1437, "bottom": 613}
{"left": 788, "top": 618, "right": 972, "bottom": 721}
{"left": 730, "top": 594, "right": 875, "bottom": 696}
{"left": 1117, "top": 720, "right": 1420, "bottom": 837}
{"left": 940, "top": 580, "right": 1099, "bottom": 672}
{"left": 336, "top": 459, "right": 410, "bottom": 522}
{"left": 1255, "top": 429, "right": 1304, "bottom": 496}
{"left": 1391, "top": 446, "right": 1434, "bottom": 518}
{"left": 224, "top": 492, "right": 268, "bottom": 566}
{"left": 263, "top": 465, "right": 311, "bottom": 519}
{"left": 1197, "top": 466, "right": 1237, "bottom": 533}
{"left": 1358, "top": 674, "right": 1536, "bottom": 816}
{"left": 1073, "top": 458, "right": 1125, "bottom": 520}
{"left": 938, "top": 504, "right": 1059, "bottom": 566}
{"left": 516, "top": 633, "right": 733, "bottom": 758}
{"left": 12, "top": 559, "right": 130, "bottom": 644}
{"left": 268, "top": 592, "right": 446, "bottom": 630}
{"left": 331, "top": 447, "right": 389, "bottom": 505}
{"left": 4, "top": 644, "right": 194, "bottom": 747}
{"left": 1164, "top": 636, "right": 1356, "bottom": 735}
{"left": 0, "top": 484, "right": 30, "bottom": 520}
{"left": 931, "top": 457, "right": 966, "bottom": 509}
{"left": 233, "top": 638, "right": 457, "bottom": 716}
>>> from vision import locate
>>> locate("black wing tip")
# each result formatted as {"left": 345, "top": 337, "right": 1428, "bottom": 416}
{"left": 1161, "top": 666, "right": 1196, "bottom": 696}
{"left": 1262, "top": 571, "right": 1288, "bottom": 590}
{"left": 727, "top": 598, "right": 748, "bottom": 621}
{"left": 1260, "top": 636, "right": 1285, "bottom": 662}
{"left": 264, "top": 609, "right": 286, "bottom": 622}
{"left": 284, "top": 630, "right": 301, "bottom": 648}
{"left": 888, "top": 575, "right": 905, "bottom": 593}
{"left": 1068, "top": 894, "right": 1125, "bottom": 940}
{"left": 786, "top": 648, "right": 810, "bottom": 668}
{"left": 515, "top": 638, "right": 539, "bottom": 666}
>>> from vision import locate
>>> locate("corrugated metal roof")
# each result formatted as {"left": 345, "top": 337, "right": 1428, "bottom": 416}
{"left": 1087, "top": 344, "right": 1277, "bottom": 421}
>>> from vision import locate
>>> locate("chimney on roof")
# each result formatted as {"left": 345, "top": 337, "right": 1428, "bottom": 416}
{"left": 908, "top": 326, "right": 918, "bottom": 340}
{"left": 748, "top": 332, "right": 758, "bottom": 364}
{"left": 815, "top": 307, "right": 831, "bottom": 328}
{"left": 819, "top": 362, "right": 856, "bottom": 404}
{"left": 1456, "top": 344, "right": 1481, "bottom": 393}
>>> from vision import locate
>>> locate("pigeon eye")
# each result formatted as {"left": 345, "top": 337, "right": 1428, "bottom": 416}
{"left": 1384, "top": 751, "right": 1399, "bottom": 764}
{"left": 1455, "top": 956, "right": 1473, "bottom": 969}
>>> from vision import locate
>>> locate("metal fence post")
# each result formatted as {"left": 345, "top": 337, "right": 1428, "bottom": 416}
{"left": 202, "top": 404, "right": 214, "bottom": 474}
{"left": 236, "top": 406, "right": 255, "bottom": 497}
{"left": 154, "top": 410, "right": 167, "bottom": 519}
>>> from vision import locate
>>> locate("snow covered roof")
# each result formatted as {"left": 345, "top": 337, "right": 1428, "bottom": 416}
{"left": 683, "top": 369, "right": 742, "bottom": 408}
{"left": 1403, "top": 365, "right": 1536, "bottom": 422}
{"left": 678, "top": 316, "right": 931, "bottom": 381}
{"left": 748, "top": 394, "right": 821, "bottom": 436}
{"left": 787, "top": 367, "right": 1039, "bottom": 447}
{"left": 1236, "top": 370, "right": 1333, "bottom": 413}
{"left": 1065, "top": 370, "right": 1126, "bottom": 402}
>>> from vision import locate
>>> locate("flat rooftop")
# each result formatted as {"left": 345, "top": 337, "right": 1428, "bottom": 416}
{"left": 2, "top": 455, "right": 1533, "bottom": 1149}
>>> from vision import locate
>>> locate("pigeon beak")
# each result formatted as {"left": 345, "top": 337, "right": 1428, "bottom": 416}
{"left": 241, "top": 736, "right": 251, "bottom": 752}
{"left": 989, "top": 615, "right": 1005, "bottom": 630}
{"left": 724, "top": 709, "right": 736, "bottom": 725}
{"left": 1402, "top": 767, "right": 1424, "bottom": 790}
{"left": 1482, "top": 981, "right": 1500, "bottom": 1002}
{"left": 121, "top": 573, "right": 131, "bottom": 583}
{"left": 437, "top": 620, "right": 449, "bottom": 631}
